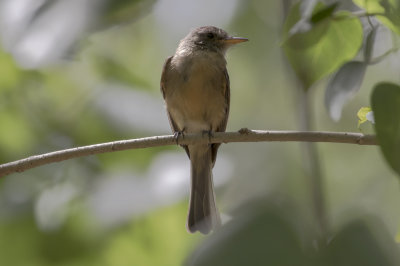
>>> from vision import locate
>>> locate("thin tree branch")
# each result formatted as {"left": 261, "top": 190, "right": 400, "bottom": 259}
{"left": 369, "top": 46, "right": 400, "bottom": 65}
{"left": 0, "top": 129, "right": 377, "bottom": 177}
{"left": 350, "top": 11, "right": 386, "bottom": 18}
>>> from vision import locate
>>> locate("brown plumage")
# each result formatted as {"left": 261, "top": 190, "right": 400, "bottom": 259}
{"left": 160, "top": 26, "right": 247, "bottom": 234}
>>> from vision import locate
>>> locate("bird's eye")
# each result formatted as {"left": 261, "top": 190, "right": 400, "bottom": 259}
{"left": 207, "top": 32, "right": 214, "bottom": 39}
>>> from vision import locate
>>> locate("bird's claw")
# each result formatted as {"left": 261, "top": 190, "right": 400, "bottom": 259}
{"left": 238, "top": 128, "right": 251, "bottom": 135}
{"left": 174, "top": 131, "right": 184, "bottom": 145}
{"left": 202, "top": 130, "right": 213, "bottom": 143}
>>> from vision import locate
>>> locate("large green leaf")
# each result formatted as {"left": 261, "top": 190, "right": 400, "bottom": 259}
{"left": 353, "top": 0, "right": 400, "bottom": 35}
{"left": 283, "top": 3, "right": 363, "bottom": 90}
{"left": 288, "top": 1, "right": 336, "bottom": 37}
{"left": 186, "top": 205, "right": 309, "bottom": 266}
{"left": 371, "top": 82, "right": 400, "bottom": 176}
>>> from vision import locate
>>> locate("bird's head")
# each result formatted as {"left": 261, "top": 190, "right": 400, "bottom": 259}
{"left": 179, "top": 26, "right": 248, "bottom": 54}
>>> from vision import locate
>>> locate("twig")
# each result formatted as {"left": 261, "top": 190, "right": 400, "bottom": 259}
{"left": 369, "top": 47, "right": 400, "bottom": 65}
{"left": 0, "top": 130, "right": 377, "bottom": 177}
{"left": 351, "top": 11, "right": 385, "bottom": 18}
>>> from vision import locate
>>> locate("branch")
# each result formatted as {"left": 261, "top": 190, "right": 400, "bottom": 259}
{"left": 369, "top": 46, "right": 400, "bottom": 65}
{"left": 0, "top": 129, "right": 377, "bottom": 177}
{"left": 350, "top": 11, "right": 386, "bottom": 18}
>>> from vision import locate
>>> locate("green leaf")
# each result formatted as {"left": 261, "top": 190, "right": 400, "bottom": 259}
{"left": 310, "top": 2, "right": 339, "bottom": 24}
{"left": 300, "top": 0, "right": 318, "bottom": 18}
{"left": 325, "top": 61, "right": 367, "bottom": 121}
{"left": 353, "top": 0, "right": 400, "bottom": 35}
{"left": 288, "top": 1, "right": 333, "bottom": 37}
{"left": 353, "top": 0, "right": 384, "bottom": 11}
{"left": 0, "top": 51, "right": 21, "bottom": 91}
{"left": 0, "top": 111, "right": 35, "bottom": 156}
{"left": 371, "top": 82, "right": 400, "bottom": 176}
{"left": 283, "top": 3, "right": 363, "bottom": 90}
{"left": 324, "top": 217, "right": 400, "bottom": 266}
{"left": 186, "top": 205, "right": 309, "bottom": 266}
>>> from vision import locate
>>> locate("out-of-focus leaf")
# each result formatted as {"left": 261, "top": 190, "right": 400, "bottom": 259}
{"left": 0, "top": 0, "right": 157, "bottom": 69}
{"left": 357, "top": 107, "right": 374, "bottom": 128}
{"left": 300, "top": 0, "right": 318, "bottom": 17}
{"left": 353, "top": 0, "right": 384, "bottom": 10}
{"left": 371, "top": 82, "right": 400, "bottom": 176}
{"left": 103, "top": 202, "right": 194, "bottom": 266}
{"left": 310, "top": 2, "right": 339, "bottom": 24}
{"left": 287, "top": 2, "right": 336, "bottom": 47}
{"left": 325, "top": 61, "right": 367, "bottom": 121}
{"left": 364, "top": 27, "right": 377, "bottom": 63}
{"left": 0, "top": 51, "right": 21, "bottom": 91}
{"left": 0, "top": 111, "right": 35, "bottom": 156}
{"left": 323, "top": 217, "right": 400, "bottom": 266}
{"left": 288, "top": 0, "right": 318, "bottom": 37}
{"left": 283, "top": 3, "right": 363, "bottom": 90}
{"left": 186, "top": 205, "right": 309, "bottom": 266}
{"left": 353, "top": 0, "right": 400, "bottom": 35}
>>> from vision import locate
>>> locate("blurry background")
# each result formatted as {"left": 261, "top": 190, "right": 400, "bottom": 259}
{"left": 0, "top": 0, "right": 399, "bottom": 265}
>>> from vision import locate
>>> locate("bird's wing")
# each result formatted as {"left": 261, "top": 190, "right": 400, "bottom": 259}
{"left": 161, "top": 56, "right": 190, "bottom": 158}
{"left": 211, "top": 68, "right": 230, "bottom": 165}
{"left": 161, "top": 56, "right": 180, "bottom": 133}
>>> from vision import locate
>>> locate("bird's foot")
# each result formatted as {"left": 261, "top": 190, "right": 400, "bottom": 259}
{"left": 202, "top": 130, "right": 213, "bottom": 143}
{"left": 173, "top": 131, "right": 185, "bottom": 145}
{"left": 238, "top": 128, "right": 251, "bottom": 135}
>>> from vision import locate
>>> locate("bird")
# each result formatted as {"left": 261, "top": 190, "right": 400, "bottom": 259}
{"left": 160, "top": 26, "right": 248, "bottom": 234}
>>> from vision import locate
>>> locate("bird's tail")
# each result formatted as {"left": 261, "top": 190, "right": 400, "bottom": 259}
{"left": 187, "top": 144, "right": 221, "bottom": 234}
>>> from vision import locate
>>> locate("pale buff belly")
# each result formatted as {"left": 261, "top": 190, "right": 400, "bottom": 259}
{"left": 166, "top": 70, "right": 227, "bottom": 133}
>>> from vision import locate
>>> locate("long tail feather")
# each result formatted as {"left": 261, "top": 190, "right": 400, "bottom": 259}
{"left": 187, "top": 144, "right": 221, "bottom": 234}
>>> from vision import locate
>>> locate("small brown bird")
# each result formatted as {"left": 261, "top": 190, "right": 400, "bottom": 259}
{"left": 160, "top": 26, "right": 248, "bottom": 234}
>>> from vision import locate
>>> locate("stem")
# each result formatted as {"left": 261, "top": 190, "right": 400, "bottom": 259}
{"left": 298, "top": 88, "right": 328, "bottom": 243}
{"left": 350, "top": 11, "right": 385, "bottom": 18}
{"left": 368, "top": 47, "right": 400, "bottom": 65}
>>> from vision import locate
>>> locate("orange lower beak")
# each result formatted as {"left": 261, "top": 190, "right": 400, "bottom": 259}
{"left": 223, "top": 37, "right": 249, "bottom": 44}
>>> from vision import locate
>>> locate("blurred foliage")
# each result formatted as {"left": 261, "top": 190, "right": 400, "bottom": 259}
{"left": 325, "top": 61, "right": 367, "bottom": 121}
{"left": 186, "top": 202, "right": 400, "bottom": 266}
{"left": 322, "top": 216, "right": 400, "bottom": 266}
{"left": 100, "top": 0, "right": 157, "bottom": 27}
{"left": 353, "top": 0, "right": 400, "bottom": 34}
{"left": 186, "top": 203, "right": 308, "bottom": 266}
{"left": 0, "top": 202, "right": 194, "bottom": 266}
{"left": 371, "top": 83, "right": 400, "bottom": 176}
{"left": 0, "top": 0, "right": 400, "bottom": 265}
{"left": 282, "top": 2, "right": 363, "bottom": 90}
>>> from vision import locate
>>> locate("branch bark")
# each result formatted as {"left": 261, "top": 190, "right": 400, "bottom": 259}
{"left": 0, "top": 129, "right": 377, "bottom": 177}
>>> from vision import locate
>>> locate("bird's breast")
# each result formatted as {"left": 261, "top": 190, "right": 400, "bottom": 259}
{"left": 166, "top": 54, "right": 227, "bottom": 133}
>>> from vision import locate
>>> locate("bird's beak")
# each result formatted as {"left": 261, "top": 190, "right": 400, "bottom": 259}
{"left": 223, "top": 37, "right": 249, "bottom": 45}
